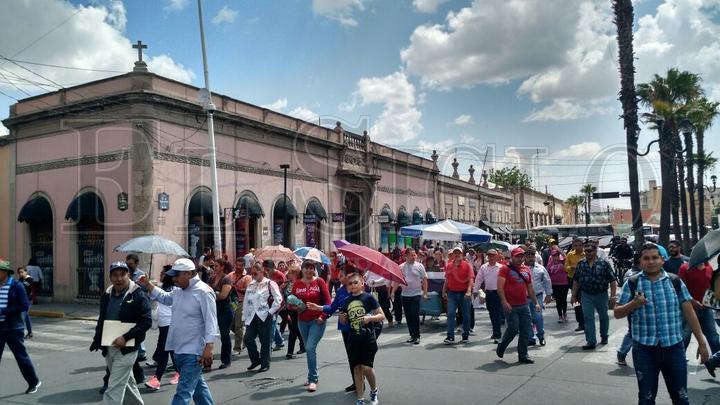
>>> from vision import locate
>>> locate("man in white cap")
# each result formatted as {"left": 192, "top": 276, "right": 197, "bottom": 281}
{"left": 138, "top": 258, "right": 218, "bottom": 405}
{"left": 442, "top": 245, "right": 474, "bottom": 344}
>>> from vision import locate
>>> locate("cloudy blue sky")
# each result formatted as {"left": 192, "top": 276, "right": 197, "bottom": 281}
{"left": 1, "top": 0, "right": 720, "bottom": 207}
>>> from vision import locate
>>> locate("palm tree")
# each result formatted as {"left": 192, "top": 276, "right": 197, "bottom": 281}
{"left": 613, "top": 0, "right": 645, "bottom": 248}
{"left": 637, "top": 68, "right": 703, "bottom": 246}
{"left": 580, "top": 184, "right": 597, "bottom": 237}
{"left": 688, "top": 97, "right": 720, "bottom": 237}
{"left": 565, "top": 195, "right": 585, "bottom": 224}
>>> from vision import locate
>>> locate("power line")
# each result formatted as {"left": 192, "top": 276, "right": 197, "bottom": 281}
{"left": 7, "top": 58, "right": 125, "bottom": 74}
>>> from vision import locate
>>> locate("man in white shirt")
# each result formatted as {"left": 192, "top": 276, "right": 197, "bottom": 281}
{"left": 398, "top": 248, "right": 428, "bottom": 344}
{"left": 524, "top": 249, "right": 553, "bottom": 346}
{"left": 474, "top": 249, "right": 503, "bottom": 342}
{"left": 138, "top": 258, "right": 218, "bottom": 405}
{"left": 365, "top": 272, "right": 394, "bottom": 326}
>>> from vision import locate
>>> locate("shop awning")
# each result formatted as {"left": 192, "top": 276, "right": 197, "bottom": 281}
{"left": 498, "top": 225, "right": 511, "bottom": 234}
{"left": 412, "top": 208, "right": 423, "bottom": 225}
{"left": 237, "top": 195, "right": 264, "bottom": 217}
{"left": 274, "top": 196, "right": 298, "bottom": 219}
{"left": 18, "top": 196, "right": 52, "bottom": 224}
{"left": 425, "top": 209, "right": 437, "bottom": 224}
{"left": 65, "top": 193, "right": 104, "bottom": 222}
{"left": 397, "top": 207, "right": 411, "bottom": 226}
{"left": 504, "top": 225, "right": 514, "bottom": 234}
{"left": 380, "top": 206, "right": 396, "bottom": 223}
{"left": 480, "top": 219, "right": 504, "bottom": 235}
{"left": 305, "top": 200, "right": 327, "bottom": 221}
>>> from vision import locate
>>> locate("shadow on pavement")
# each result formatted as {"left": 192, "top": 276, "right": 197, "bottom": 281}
{"left": 249, "top": 386, "right": 349, "bottom": 404}
{"left": 476, "top": 359, "right": 524, "bottom": 372}
{"left": 688, "top": 385, "right": 720, "bottom": 404}
{"left": 69, "top": 365, "right": 107, "bottom": 375}
{"left": 37, "top": 388, "right": 101, "bottom": 404}
{"left": 607, "top": 367, "right": 635, "bottom": 377}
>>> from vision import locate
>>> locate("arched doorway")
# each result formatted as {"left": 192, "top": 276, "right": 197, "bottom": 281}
{"left": 18, "top": 195, "right": 54, "bottom": 297}
{"left": 344, "top": 192, "right": 362, "bottom": 244}
{"left": 304, "top": 199, "right": 327, "bottom": 248}
{"left": 273, "top": 196, "right": 297, "bottom": 246}
{"left": 65, "top": 192, "right": 105, "bottom": 299}
{"left": 235, "top": 193, "right": 263, "bottom": 258}
{"left": 188, "top": 190, "right": 223, "bottom": 259}
{"left": 379, "top": 205, "right": 396, "bottom": 253}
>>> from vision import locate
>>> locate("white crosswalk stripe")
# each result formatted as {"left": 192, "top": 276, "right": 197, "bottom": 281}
{"left": 2, "top": 319, "right": 95, "bottom": 360}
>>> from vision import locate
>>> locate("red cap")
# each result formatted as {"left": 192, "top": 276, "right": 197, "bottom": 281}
{"left": 511, "top": 247, "right": 525, "bottom": 257}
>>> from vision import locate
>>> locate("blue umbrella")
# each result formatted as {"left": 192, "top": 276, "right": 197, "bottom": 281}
{"left": 294, "top": 247, "right": 331, "bottom": 265}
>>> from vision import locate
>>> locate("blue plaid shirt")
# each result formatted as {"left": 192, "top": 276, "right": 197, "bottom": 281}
{"left": 618, "top": 270, "right": 692, "bottom": 347}
{"left": 574, "top": 258, "right": 616, "bottom": 294}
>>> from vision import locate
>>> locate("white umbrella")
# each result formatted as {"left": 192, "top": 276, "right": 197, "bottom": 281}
{"left": 114, "top": 235, "right": 189, "bottom": 277}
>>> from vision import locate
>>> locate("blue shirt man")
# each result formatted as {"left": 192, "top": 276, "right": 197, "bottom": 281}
{"left": 614, "top": 243, "right": 709, "bottom": 405}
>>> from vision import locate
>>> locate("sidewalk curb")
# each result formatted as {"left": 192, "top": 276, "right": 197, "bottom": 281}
{"left": 29, "top": 310, "right": 65, "bottom": 318}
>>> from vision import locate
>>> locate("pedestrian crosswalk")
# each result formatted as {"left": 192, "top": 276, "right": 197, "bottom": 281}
{"left": 1, "top": 318, "right": 96, "bottom": 360}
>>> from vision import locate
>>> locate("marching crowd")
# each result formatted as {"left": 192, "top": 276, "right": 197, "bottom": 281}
{"left": 1, "top": 236, "right": 720, "bottom": 405}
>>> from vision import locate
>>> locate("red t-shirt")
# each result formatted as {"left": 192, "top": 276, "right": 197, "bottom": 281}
{"left": 272, "top": 270, "right": 287, "bottom": 289}
{"left": 498, "top": 264, "right": 532, "bottom": 306}
{"left": 292, "top": 278, "right": 331, "bottom": 321}
{"left": 678, "top": 263, "right": 713, "bottom": 301}
{"left": 330, "top": 258, "right": 340, "bottom": 280}
{"left": 445, "top": 260, "right": 473, "bottom": 292}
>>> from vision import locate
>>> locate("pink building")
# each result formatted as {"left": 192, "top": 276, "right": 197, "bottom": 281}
{"left": 1, "top": 67, "right": 513, "bottom": 303}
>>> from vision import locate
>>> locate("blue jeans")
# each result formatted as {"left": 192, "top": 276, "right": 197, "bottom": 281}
{"left": 581, "top": 291, "right": 609, "bottom": 346}
{"left": 527, "top": 294, "right": 544, "bottom": 341}
{"left": 485, "top": 291, "right": 503, "bottom": 339}
{"left": 22, "top": 311, "right": 32, "bottom": 335}
{"left": 172, "top": 353, "right": 214, "bottom": 405}
{"left": 632, "top": 342, "right": 689, "bottom": 405}
{"left": 0, "top": 328, "right": 40, "bottom": 388}
{"left": 298, "top": 320, "right": 326, "bottom": 383}
{"left": 497, "top": 304, "right": 531, "bottom": 360}
{"left": 446, "top": 291, "right": 470, "bottom": 339}
{"left": 617, "top": 329, "right": 633, "bottom": 357}
{"left": 273, "top": 315, "right": 284, "bottom": 347}
{"left": 683, "top": 307, "right": 720, "bottom": 354}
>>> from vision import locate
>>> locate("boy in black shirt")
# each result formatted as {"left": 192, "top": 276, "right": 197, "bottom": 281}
{"left": 340, "top": 272, "right": 385, "bottom": 405}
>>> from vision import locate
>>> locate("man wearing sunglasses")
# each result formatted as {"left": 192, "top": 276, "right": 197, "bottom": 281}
{"left": 571, "top": 242, "right": 618, "bottom": 350}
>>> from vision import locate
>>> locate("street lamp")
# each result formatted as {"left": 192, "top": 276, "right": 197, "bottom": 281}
{"left": 705, "top": 174, "right": 718, "bottom": 194}
{"left": 280, "top": 164, "right": 290, "bottom": 247}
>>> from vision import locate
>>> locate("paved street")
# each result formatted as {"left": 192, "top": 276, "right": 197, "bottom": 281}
{"left": 2, "top": 308, "right": 719, "bottom": 404}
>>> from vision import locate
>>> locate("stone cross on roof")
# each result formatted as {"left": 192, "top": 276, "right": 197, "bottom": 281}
{"left": 132, "top": 40, "right": 149, "bottom": 73}
{"left": 133, "top": 40, "right": 147, "bottom": 62}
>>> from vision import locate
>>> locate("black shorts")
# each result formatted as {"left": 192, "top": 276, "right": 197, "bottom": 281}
{"left": 347, "top": 335, "right": 378, "bottom": 368}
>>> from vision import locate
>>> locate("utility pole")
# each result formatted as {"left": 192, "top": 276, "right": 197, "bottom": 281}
{"left": 281, "top": 164, "right": 290, "bottom": 247}
{"left": 196, "top": 0, "right": 221, "bottom": 257}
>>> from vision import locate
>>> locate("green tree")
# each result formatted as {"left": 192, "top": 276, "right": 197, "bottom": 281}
{"left": 565, "top": 195, "right": 586, "bottom": 224}
{"left": 688, "top": 97, "right": 720, "bottom": 237}
{"left": 488, "top": 166, "right": 532, "bottom": 189}
{"left": 613, "top": 0, "right": 645, "bottom": 249}
{"left": 637, "top": 68, "right": 703, "bottom": 247}
{"left": 580, "top": 184, "right": 597, "bottom": 231}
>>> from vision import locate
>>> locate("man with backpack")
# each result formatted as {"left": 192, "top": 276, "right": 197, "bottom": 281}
{"left": 614, "top": 243, "right": 710, "bottom": 405}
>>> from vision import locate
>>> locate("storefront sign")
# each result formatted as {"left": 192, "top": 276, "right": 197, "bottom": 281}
{"left": 262, "top": 226, "right": 269, "bottom": 237}
{"left": 117, "top": 192, "right": 128, "bottom": 211}
{"left": 303, "top": 214, "right": 317, "bottom": 223}
{"left": 158, "top": 192, "right": 170, "bottom": 211}
{"left": 331, "top": 213, "right": 345, "bottom": 222}
{"left": 457, "top": 196, "right": 465, "bottom": 206}
{"left": 378, "top": 215, "right": 390, "bottom": 223}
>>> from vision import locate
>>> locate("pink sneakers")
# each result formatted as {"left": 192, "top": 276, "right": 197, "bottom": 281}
{"left": 144, "top": 376, "right": 161, "bottom": 391}
{"left": 169, "top": 372, "right": 180, "bottom": 385}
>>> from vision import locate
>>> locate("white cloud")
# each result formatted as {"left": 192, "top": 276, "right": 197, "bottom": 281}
{"left": 0, "top": 0, "right": 195, "bottom": 93}
{"left": 413, "top": 0, "right": 449, "bottom": 13}
{"left": 0, "top": 122, "right": 8, "bottom": 136}
{"left": 523, "top": 99, "right": 613, "bottom": 122}
{"left": 552, "top": 142, "right": 603, "bottom": 159}
{"left": 352, "top": 71, "right": 422, "bottom": 144}
{"left": 261, "top": 98, "right": 288, "bottom": 111}
{"left": 289, "top": 106, "right": 319, "bottom": 122}
{"left": 212, "top": 5, "right": 238, "bottom": 25}
{"left": 401, "top": 0, "right": 580, "bottom": 89}
{"left": 312, "top": 0, "right": 365, "bottom": 27}
{"left": 449, "top": 114, "right": 473, "bottom": 125}
{"left": 164, "top": 0, "right": 189, "bottom": 12}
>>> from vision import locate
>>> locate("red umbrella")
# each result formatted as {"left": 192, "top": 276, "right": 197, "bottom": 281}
{"left": 337, "top": 243, "right": 407, "bottom": 286}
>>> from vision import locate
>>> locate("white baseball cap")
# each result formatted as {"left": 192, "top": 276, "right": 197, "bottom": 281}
{"left": 166, "top": 258, "right": 196, "bottom": 276}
